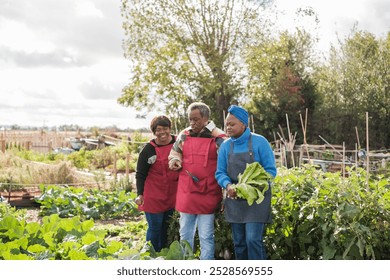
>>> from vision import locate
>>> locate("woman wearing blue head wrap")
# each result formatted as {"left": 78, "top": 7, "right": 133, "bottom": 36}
{"left": 216, "top": 105, "right": 277, "bottom": 260}
{"left": 227, "top": 105, "right": 249, "bottom": 127}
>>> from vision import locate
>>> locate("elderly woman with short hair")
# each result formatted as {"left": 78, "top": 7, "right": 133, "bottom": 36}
{"left": 135, "top": 115, "right": 178, "bottom": 252}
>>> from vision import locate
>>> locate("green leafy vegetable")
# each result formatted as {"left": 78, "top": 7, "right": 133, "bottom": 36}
{"left": 232, "top": 162, "right": 273, "bottom": 206}
{"left": 35, "top": 185, "right": 139, "bottom": 220}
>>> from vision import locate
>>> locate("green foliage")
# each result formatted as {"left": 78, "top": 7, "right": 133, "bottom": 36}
{"left": 213, "top": 211, "right": 234, "bottom": 259}
{"left": 3, "top": 166, "right": 389, "bottom": 260}
{"left": 313, "top": 30, "right": 390, "bottom": 148}
{"left": 0, "top": 212, "right": 128, "bottom": 260}
{"left": 0, "top": 203, "right": 26, "bottom": 220}
{"left": 246, "top": 30, "right": 319, "bottom": 141}
{"left": 120, "top": 0, "right": 274, "bottom": 127}
{"left": 0, "top": 174, "right": 22, "bottom": 192}
{"left": 35, "top": 185, "right": 140, "bottom": 220}
{"left": 169, "top": 166, "right": 390, "bottom": 260}
{"left": 266, "top": 165, "right": 390, "bottom": 259}
{"left": 94, "top": 219, "right": 147, "bottom": 251}
{"left": 125, "top": 131, "right": 149, "bottom": 154}
{"left": 66, "top": 148, "right": 95, "bottom": 169}
{"left": 118, "top": 240, "right": 195, "bottom": 260}
{"left": 66, "top": 139, "right": 142, "bottom": 172}
{"left": 120, "top": 1, "right": 389, "bottom": 149}
{"left": 232, "top": 162, "right": 273, "bottom": 205}
{"left": 9, "top": 147, "right": 65, "bottom": 163}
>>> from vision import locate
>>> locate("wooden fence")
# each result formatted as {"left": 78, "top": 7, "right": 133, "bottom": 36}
{"left": 274, "top": 142, "right": 389, "bottom": 174}
{"left": 1, "top": 130, "right": 388, "bottom": 174}
{"left": 0, "top": 130, "right": 81, "bottom": 153}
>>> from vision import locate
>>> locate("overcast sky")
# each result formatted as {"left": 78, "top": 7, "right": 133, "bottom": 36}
{"left": 0, "top": 0, "right": 389, "bottom": 130}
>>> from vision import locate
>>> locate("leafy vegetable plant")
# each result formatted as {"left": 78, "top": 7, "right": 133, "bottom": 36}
{"left": 35, "top": 185, "right": 139, "bottom": 220}
{"left": 232, "top": 162, "right": 273, "bottom": 205}
{"left": 266, "top": 165, "right": 390, "bottom": 260}
{"left": 0, "top": 212, "right": 128, "bottom": 260}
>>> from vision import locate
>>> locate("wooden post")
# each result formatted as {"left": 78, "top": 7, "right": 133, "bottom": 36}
{"left": 283, "top": 145, "right": 288, "bottom": 168}
{"left": 355, "top": 126, "right": 361, "bottom": 149}
{"left": 113, "top": 153, "right": 117, "bottom": 183}
{"left": 355, "top": 143, "right": 358, "bottom": 169}
{"left": 299, "top": 145, "right": 303, "bottom": 166}
{"left": 342, "top": 142, "right": 345, "bottom": 180}
{"left": 0, "top": 140, "right": 5, "bottom": 153}
{"left": 318, "top": 135, "right": 350, "bottom": 162}
{"left": 305, "top": 108, "right": 308, "bottom": 135}
{"left": 8, "top": 176, "right": 12, "bottom": 202}
{"left": 23, "top": 141, "right": 29, "bottom": 151}
{"left": 278, "top": 124, "right": 286, "bottom": 141}
{"left": 125, "top": 154, "right": 130, "bottom": 182}
{"left": 286, "top": 114, "right": 292, "bottom": 144}
{"left": 300, "top": 111, "right": 310, "bottom": 161}
{"left": 285, "top": 114, "right": 295, "bottom": 167}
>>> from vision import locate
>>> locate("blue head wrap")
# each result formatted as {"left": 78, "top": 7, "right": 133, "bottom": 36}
{"left": 228, "top": 105, "right": 249, "bottom": 126}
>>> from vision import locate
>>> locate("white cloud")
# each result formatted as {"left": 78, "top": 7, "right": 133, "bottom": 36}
{"left": 0, "top": 0, "right": 153, "bottom": 130}
{"left": 274, "top": 0, "right": 389, "bottom": 52}
{"left": 75, "top": 1, "right": 105, "bottom": 18}
{"left": 0, "top": 19, "right": 54, "bottom": 53}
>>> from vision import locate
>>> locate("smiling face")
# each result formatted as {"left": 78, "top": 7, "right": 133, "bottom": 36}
{"left": 225, "top": 113, "right": 246, "bottom": 138}
{"left": 188, "top": 108, "right": 208, "bottom": 134}
{"left": 154, "top": 125, "right": 171, "bottom": 145}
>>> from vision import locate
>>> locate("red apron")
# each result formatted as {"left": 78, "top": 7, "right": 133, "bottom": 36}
{"left": 175, "top": 135, "right": 222, "bottom": 214}
{"left": 139, "top": 140, "right": 179, "bottom": 213}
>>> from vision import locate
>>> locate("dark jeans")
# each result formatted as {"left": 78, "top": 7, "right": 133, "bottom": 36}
{"left": 231, "top": 222, "right": 267, "bottom": 260}
{"left": 144, "top": 209, "right": 174, "bottom": 252}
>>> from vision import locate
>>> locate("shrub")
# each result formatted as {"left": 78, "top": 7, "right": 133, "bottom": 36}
{"left": 266, "top": 166, "right": 390, "bottom": 260}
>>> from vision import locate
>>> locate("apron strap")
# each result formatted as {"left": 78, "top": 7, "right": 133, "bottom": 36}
{"left": 248, "top": 134, "right": 254, "bottom": 161}
{"left": 203, "top": 138, "right": 213, "bottom": 167}
{"left": 149, "top": 140, "right": 167, "bottom": 177}
{"left": 229, "top": 134, "right": 255, "bottom": 162}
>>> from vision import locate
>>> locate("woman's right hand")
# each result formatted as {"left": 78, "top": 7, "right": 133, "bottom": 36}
{"left": 226, "top": 184, "right": 237, "bottom": 199}
{"left": 135, "top": 195, "right": 144, "bottom": 206}
{"left": 169, "top": 159, "right": 182, "bottom": 171}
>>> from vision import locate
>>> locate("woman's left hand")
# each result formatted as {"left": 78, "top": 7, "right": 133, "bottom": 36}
{"left": 135, "top": 195, "right": 144, "bottom": 206}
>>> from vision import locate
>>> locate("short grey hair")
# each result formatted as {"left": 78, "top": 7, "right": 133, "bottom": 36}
{"left": 187, "top": 102, "right": 210, "bottom": 119}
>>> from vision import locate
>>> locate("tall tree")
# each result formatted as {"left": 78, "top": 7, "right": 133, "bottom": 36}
{"left": 314, "top": 30, "right": 390, "bottom": 148}
{"left": 245, "top": 29, "right": 319, "bottom": 142}
{"left": 119, "top": 0, "right": 273, "bottom": 127}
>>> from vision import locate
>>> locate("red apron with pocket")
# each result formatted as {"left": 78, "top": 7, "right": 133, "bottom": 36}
{"left": 139, "top": 140, "right": 179, "bottom": 213}
{"left": 175, "top": 134, "right": 222, "bottom": 214}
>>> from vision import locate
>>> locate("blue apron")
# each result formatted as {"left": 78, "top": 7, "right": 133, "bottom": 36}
{"left": 224, "top": 134, "right": 272, "bottom": 223}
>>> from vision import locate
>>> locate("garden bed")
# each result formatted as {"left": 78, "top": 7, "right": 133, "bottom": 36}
{"left": 0, "top": 187, "right": 41, "bottom": 208}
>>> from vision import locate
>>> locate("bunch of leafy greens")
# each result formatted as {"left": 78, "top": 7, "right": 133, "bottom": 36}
{"left": 232, "top": 162, "right": 273, "bottom": 206}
